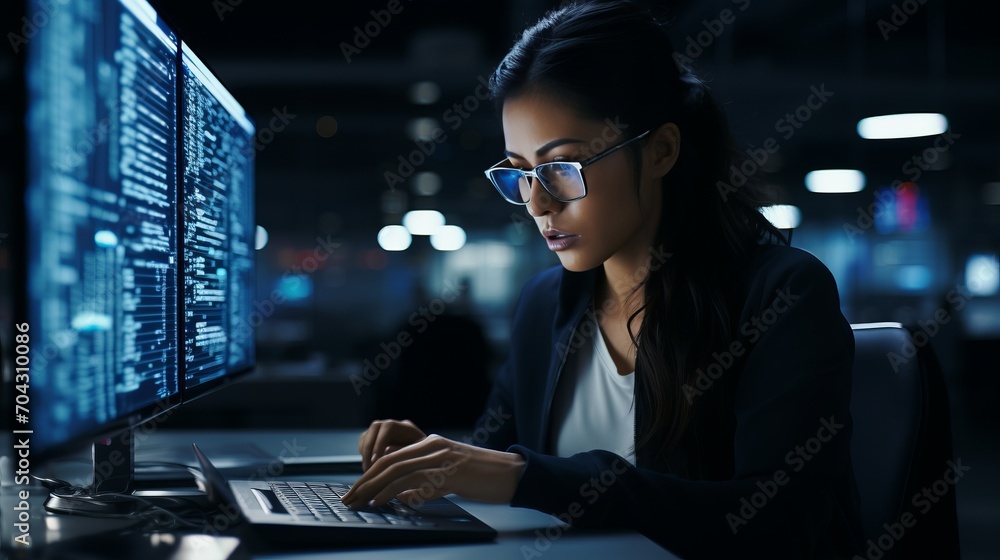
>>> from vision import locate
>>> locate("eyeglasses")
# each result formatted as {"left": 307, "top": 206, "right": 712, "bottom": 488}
{"left": 483, "top": 129, "right": 652, "bottom": 205}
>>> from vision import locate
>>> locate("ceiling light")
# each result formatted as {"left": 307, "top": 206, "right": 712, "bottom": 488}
{"left": 430, "top": 225, "right": 466, "bottom": 251}
{"left": 409, "top": 81, "right": 441, "bottom": 105}
{"left": 407, "top": 118, "right": 440, "bottom": 141}
{"left": 377, "top": 225, "right": 411, "bottom": 251}
{"left": 857, "top": 113, "right": 948, "bottom": 140}
{"left": 412, "top": 172, "right": 442, "bottom": 196}
{"left": 805, "top": 169, "right": 866, "bottom": 193}
{"left": 402, "top": 210, "right": 445, "bottom": 235}
{"left": 255, "top": 225, "right": 269, "bottom": 250}
{"left": 966, "top": 254, "right": 999, "bottom": 296}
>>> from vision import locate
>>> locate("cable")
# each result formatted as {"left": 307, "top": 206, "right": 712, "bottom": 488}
{"left": 32, "top": 475, "right": 214, "bottom": 531}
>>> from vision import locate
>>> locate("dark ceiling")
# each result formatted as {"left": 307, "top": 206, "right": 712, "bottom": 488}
{"left": 142, "top": 0, "right": 1000, "bottom": 243}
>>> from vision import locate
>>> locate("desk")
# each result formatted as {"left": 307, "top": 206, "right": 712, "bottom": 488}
{"left": 1, "top": 429, "right": 679, "bottom": 559}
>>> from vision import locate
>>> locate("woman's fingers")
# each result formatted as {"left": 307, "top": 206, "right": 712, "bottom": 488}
{"left": 359, "top": 420, "right": 408, "bottom": 471}
{"left": 358, "top": 419, "right": 427, "bottom": 471}
{"left": 343, "top": 436, "right": 524, "bottom": 507}
{"left": 358, "top": 421, "right": 384, "bottom": 472}
{"left": 344, "top": 440, "right": 435, "bottom": 504}
{"left": 361, "top": 450, "right": 453, "bottom": 508}
{"left": 393, "top": 419, "right": 426, "bottom": 446}
{"left": 343, "top": 439, "right": 453, "bottom": 508}
{"left": 369, "top": 422, "right": 406, "bottom": 468}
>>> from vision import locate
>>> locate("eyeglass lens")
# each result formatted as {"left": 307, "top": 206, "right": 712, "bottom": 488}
{"left": 490, "top": 163, "right": 584, "bottom": 203}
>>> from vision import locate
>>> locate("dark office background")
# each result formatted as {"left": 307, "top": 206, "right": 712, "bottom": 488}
{"left": 1, "top": 0, "right": 997, "bottom": 556}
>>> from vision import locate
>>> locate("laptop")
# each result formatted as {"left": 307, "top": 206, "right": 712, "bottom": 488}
{"left": 190, "top": 443, "right": 498, "bottom": 547}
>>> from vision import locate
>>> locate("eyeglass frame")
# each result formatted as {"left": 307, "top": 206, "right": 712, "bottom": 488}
{"left": 483, "top": 128, "right": 653, "bottom": 205}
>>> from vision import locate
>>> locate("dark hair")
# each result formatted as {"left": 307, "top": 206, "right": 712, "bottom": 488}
{"left": 489, "top": 0, "right": 788, "bottom": 457}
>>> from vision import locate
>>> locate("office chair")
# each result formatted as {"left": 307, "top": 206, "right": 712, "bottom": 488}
{"left": 849, "top": 323, "right": 961, "bottom": 559}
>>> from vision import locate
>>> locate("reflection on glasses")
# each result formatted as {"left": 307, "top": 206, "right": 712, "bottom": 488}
{"left": 483, "top": 129, "right": 652, "bottom": 205}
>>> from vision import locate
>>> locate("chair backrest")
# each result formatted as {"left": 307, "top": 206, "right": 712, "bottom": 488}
{"left": 849, "top": 322, "right": 960, "bottom": 559}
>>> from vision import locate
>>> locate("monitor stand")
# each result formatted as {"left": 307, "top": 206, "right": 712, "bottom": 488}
{"left": 42, "top": 428, "right": 204, "bottom": 516}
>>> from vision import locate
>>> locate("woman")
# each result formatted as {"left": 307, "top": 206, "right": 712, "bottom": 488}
{"left": 343, "top": 1, "right": 864, "bottom": 557}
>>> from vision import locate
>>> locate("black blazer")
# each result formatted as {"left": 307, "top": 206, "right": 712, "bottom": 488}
{"left": 472, "top": 241, "right": 865, "bottom": 559}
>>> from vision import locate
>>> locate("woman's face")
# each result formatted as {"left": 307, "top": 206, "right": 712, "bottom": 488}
{"left": 501, "top": 90, "right": 666, "bottom": 273}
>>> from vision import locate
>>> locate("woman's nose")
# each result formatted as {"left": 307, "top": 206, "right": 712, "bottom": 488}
{"left": 525, "top": 178, "right": 562, "bottom": 217}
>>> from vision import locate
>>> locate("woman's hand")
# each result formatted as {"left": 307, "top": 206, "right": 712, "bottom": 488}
{"left": 357, "top": 419, "right": 427, "bottom": 471}
{"left": 342, "top": 433, "right": 526, "bottom": 509}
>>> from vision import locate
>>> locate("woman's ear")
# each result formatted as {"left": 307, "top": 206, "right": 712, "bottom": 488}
{"left": 645, "top": 122, "right": 681, "bottom": 180}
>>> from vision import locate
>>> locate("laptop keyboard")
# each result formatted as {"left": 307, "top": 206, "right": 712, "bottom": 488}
{"left": 269, "top": 481, "right": 435, "bottom": 526}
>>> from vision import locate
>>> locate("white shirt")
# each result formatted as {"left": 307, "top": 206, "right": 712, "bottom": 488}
{"left": 549, "top": 315, "right": 636, "bottom": 465}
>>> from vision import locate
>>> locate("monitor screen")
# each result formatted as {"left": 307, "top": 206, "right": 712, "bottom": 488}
{"left": 24, "top": 0, "right": 181, "bottom": 457}
{"left": 181, "top": 43, "right": 256, "bottom": 392}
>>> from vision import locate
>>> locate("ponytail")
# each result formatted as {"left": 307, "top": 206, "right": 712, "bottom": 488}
{"left": 627, "top": 62, "right": 786, "bottom": 459}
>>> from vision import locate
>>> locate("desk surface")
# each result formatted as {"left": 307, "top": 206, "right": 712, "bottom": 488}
{"left": 2, "top": 429, "right": 679, "bottom": 559}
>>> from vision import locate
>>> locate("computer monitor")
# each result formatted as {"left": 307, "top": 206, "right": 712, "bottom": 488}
{"left": 11, "top": 0, "right": 256, "bottom": 512}
{"left": 21, "top": 0, "right": 182, "bottom": 466}
{"left": 180, "top": 43, "right": 256, "bottom": 397}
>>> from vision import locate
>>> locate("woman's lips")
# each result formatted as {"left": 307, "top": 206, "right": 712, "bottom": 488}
{"left": 543, "top": 229, "right": 579, "bottom": 251}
